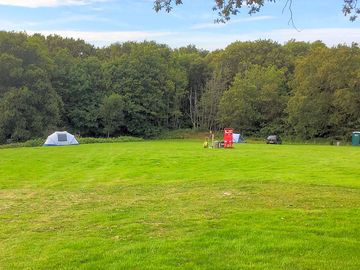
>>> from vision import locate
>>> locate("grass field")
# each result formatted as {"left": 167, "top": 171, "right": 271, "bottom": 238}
{"left": 0, "top": 140, "right": 359, "bottom": 269}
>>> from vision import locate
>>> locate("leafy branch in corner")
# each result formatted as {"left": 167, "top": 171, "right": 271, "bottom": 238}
{"left": 154, "top": 0, "right": 360, "bottom": 22}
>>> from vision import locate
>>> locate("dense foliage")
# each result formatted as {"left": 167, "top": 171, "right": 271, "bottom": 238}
{"left": 0, "top": 31, "right": 359, "bottom": 142}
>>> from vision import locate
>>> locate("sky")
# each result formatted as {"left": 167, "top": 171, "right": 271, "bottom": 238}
{"left": 0, "top": 0, "right": 359, "bottom": 50}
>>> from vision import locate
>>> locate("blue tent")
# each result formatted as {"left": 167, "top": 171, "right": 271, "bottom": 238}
{"left": 233, "top": 133, "right": 245, "bottom": 143}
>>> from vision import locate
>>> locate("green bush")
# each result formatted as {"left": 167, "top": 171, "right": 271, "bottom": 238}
{"left": 0, "top": 138, "right": 43, "bottom": 149}
{"left": 280, "top": 137, "right": 350, "bottom": 145}
{"left": 22, "top": 138, "right": 44, "bottom": 147}
{"left": 0, "top": 136, "right": 143, "bottom": 149}
{"left": 78, "top": 136, "right": 143, "bottom": 144}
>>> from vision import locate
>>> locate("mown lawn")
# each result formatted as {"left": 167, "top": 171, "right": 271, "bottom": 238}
{"left": 0, "top": 140, "right": 359, "bottom": 269}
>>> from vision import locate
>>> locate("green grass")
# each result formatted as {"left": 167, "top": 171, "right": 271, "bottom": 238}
{"left": 0, "top": 141, "right": 359, "bottom": 269}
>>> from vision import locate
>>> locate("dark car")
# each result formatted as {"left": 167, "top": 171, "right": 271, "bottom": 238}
{"left": 266, "top": 135, "right": 282, "bottom": 144}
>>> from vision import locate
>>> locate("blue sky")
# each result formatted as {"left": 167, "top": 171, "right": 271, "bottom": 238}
{"left": 0, "top": 0, "right": 359, "bottom": 50}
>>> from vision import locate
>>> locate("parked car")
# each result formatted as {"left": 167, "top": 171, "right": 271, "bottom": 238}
{"left": 266, "top": 135, "right": 282, "bottom": 144}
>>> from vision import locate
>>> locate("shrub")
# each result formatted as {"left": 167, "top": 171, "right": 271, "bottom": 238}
{"left": 0, "top": 136, "right": 143, "bottom": 149}
{"left": 78, "top": 136, "right": 143, "bottom": 144}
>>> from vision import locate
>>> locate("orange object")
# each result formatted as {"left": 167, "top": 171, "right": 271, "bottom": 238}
{"left": 224, "top": 128, "right": 234, "bottom": 148}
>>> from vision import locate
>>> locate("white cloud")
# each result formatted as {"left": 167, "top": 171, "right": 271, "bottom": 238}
{"left": 191, "top": 16, "right": 276, "bottom": 30}
{"left": 248, "top": 28, "right": 360, "bottom": 46}
{"left": 27, "top": 30, "right": 172, "bottom": 46}
{"left": 0, "top": 15, "right": 113, "bottom": 30}
{"left": 159, "top": 28, "right": 360, "bottom": 50}
{"left": 0, "top": 0, "right": 106, "bottom": 8}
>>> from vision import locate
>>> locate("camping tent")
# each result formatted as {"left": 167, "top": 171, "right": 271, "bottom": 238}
{"left": 44, "top": 131, "right": 79, "bottom": 146}
{"left": 233, "top": 133, "right": 245, "bottom": 143}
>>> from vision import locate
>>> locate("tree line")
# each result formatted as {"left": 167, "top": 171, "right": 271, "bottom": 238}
{"left": 0, "top": 31, "right": 359, "bottom": 143}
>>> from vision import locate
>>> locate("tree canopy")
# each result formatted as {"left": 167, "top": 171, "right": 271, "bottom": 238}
{"left": 0, "top": 31, "right": 359, "bottom": 143}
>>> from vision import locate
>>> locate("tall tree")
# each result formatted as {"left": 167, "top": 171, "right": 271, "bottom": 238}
{"left": 199, "top": 73, "right": 227, "bottom": 130}
{"left": 0, "top": 80, "right": 61, "bottom": 143}
{"left": 0, "top": 87, "right": 34, "bottom": 142}
{"left": 0, "top": 53, "right": 23, "bottom": 94}
{"left": 219, "top": 65, "right": 287, "bottom": 135}
{"left": 287, "top": 45, "right": 360, "bottom": 139}
{"left": 99, "top": 93, "right": 125, "bottom": 137}
{"left": 65, "top": 56, "right": 106, "bottom": 136}
{"left": 104, "top": 42, "right": 187, "bottom": 136}
{"left": 175, "top": 48, "right": 212, "bottom": 129}
{"left": 216, "top": 40, "right": 288, "bottom": 88}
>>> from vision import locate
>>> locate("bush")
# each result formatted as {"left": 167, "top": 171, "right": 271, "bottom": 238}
{"left": 0, "top": 138, "right": 43, "bottom": 149}
{"left": 78, "top": 136, "right": 143, "bottom": 144}
{"left": 22, "top": 138, "right": 44, "bottom": 147}
{"left": 280, "top": 137, "right": 350, "bottom": 145}
{"left": 0, "top": 136, "right": 143, "bottom": 149}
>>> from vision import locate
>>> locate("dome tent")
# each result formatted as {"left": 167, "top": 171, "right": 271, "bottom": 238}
{"left": 233, "top": 133, "right": 245, "bottom": 143}
{"left": 44, "top": 131, "right": 79, "bottom": 146}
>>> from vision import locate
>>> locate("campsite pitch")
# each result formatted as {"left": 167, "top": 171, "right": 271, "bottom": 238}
{"left": 0, "top": 141, "right": 359, "bottom": 269}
